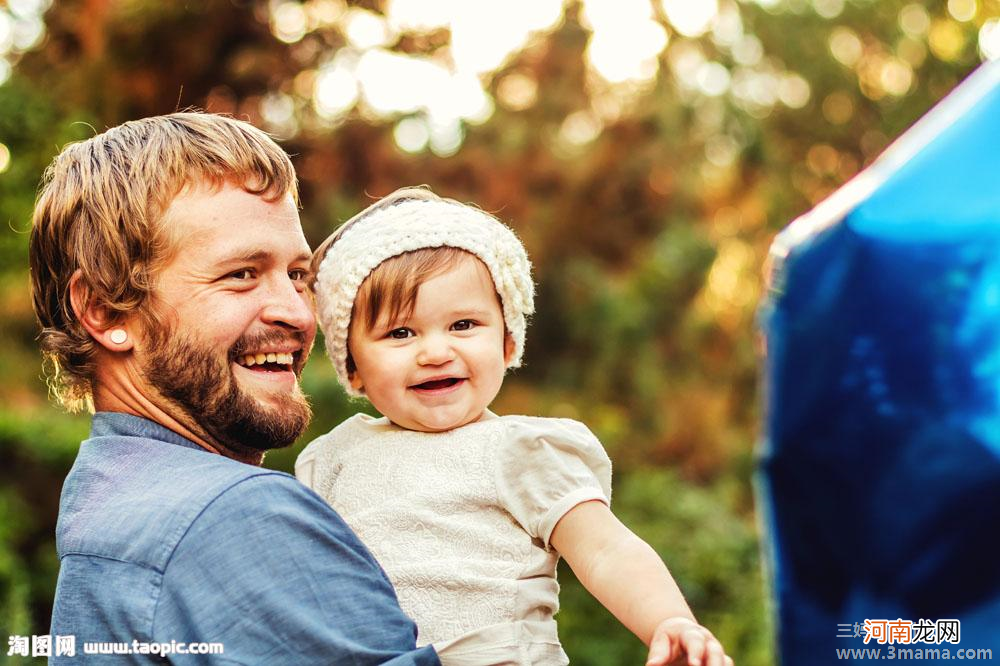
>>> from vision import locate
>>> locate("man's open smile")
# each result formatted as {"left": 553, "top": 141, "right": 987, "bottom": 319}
{"left": 235, "top": 351, "right": 296, "bottom": 372}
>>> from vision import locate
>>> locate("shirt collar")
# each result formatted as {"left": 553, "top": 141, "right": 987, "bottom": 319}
{"left": 89, "top": 412, "right": 206, "bottom": 453}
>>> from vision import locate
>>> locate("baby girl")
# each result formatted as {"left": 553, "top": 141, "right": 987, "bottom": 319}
{"left": 297, "top": 187, "right": 732, "bottom": 666}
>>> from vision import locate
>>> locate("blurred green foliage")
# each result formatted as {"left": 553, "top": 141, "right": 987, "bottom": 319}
{"left": 0, "top": 0, "right": 992, "bottom": 662}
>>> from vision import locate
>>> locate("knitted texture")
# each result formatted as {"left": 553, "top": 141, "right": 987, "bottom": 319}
{"left": 314, "top": 199, "right": 535, "bottom": 396}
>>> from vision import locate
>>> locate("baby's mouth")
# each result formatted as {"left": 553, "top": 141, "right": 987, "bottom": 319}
{"left": 411, "top": 378, "right": 463, "bottom": 390}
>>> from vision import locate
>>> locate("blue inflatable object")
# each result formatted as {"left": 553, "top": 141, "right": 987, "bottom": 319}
{"left": 759, "top": 60, "right": 1000, "bottom": 665}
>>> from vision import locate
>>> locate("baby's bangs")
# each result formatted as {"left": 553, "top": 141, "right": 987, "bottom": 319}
{"left": 356, "top": 247, "right": 473, "bottom": 332}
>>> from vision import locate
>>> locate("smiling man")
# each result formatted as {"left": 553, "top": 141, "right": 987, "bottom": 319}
{"left": 29, "top": 113, "right": 438, "bottom": 664}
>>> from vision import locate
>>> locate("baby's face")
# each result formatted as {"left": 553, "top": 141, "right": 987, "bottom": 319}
{"left": 348, "top": 255, "right": 513, "bottom": 432}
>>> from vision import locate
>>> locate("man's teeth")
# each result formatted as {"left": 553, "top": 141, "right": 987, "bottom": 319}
{"left": 238, "top": 352, "right": 294, "bottom": 367}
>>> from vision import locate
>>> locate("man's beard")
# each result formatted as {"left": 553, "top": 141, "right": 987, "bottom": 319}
{"left": 142, "top": 326, "right": 312, "bottom": 453}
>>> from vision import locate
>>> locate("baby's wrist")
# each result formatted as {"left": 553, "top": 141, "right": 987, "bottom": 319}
{"left": 655, "top": 615, "right": 700, "bottom": 632}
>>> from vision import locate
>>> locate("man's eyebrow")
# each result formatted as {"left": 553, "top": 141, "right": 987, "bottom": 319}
{"left": 217, "top": 250, "right": 312, "bottom": 265}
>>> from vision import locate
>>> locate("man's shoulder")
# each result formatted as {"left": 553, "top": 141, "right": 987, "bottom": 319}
{"left": 57, "top": 432, "right": 311, "bottom": 573}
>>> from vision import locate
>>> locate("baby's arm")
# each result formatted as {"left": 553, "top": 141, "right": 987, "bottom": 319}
{"left": 550, "top": 500, "right": 733, "bottom": 666}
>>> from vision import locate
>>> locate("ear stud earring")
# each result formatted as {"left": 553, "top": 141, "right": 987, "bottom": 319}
{"left": 110, "top": 329, "right": 128, "bottom": 344}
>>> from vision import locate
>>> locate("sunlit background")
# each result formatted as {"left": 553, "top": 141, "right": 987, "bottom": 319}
{"left": 0, "top": 1, "right": 996, "bottom": 663}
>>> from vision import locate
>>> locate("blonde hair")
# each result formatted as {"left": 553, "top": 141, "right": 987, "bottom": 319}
{"left": 29, "top": 112, "right": 298, "bottom": 412}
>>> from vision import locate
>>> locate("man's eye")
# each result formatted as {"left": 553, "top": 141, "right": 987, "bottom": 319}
{"left": 229, "top": 269, "right": 255, "bottom": 280}
{"left": 451, "top": 320, "right": 476, "bottom": 331}
{"left": 289, "top": 269, "right": 309, "bottom": 281}
{"left": 388, "top": 328, "right": 413, "bottom": 339}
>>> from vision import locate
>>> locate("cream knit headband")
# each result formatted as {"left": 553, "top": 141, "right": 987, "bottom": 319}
{"left": 314, "top": 198, "right": 535, "bottom": 397}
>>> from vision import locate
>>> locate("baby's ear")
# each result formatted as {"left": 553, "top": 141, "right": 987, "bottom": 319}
{"left": 503, "top": 332, "right": 515, "bottom": 365}
{"left": 348, "top": 370, "right": 365, "bottom": 393}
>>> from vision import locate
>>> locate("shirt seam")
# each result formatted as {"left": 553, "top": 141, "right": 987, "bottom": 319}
{"left": 56, "top": 552, "right": 161, "bottom": 572}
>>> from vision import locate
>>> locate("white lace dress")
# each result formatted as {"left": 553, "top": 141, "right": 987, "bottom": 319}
{"left": 295, "top": 412, "right": 612, "bottom": 665}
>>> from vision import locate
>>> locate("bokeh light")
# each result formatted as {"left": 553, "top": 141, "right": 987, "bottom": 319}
{"left": 732, "top": 34, "right": 764, "bottom": 66}
{"left": 385, "top": 0, "right": 450, "bottom": 33}
{"left": 393, "top": 116, "right": 430, "bottom": 153}
{"left": 899, "top": 4, "right": 931, "bottom": 37}
{"left": 697, "top": 61, "right": 731, "bottom": 96}
{"left": 356, "top": 49, "right": 446, "bottom": 115}
{"left": 450, "top": 0, "right": 563, "bottom": 74}
{"left": 0, "top": 142, "right": 10, "bottom": 174}
{"left": 822, "top": 91, "right": 854, "bottom": 124}
{"left": 980, "top": 18, "right": 1000, "bottom": 60}
{"left": 269, "top": 0, "right": 993, "bottom": 152}
{"left": 929, "top": 19, "right": 967, "bottom": 61}
{"left": 829, "top": 27, "right": 863, "bottom": 67}
{"left": 778, "top": 73, "right": 811, "bottom": 108}
{"left": 272, "top": 2, "right": 308, "bottom": 43}
{"left": 0, "top": 13, "right": 13, "bottom": 54}
{"left": 559, "top": 110, "right": 602, "bottom": 147}
{"left": 661, "top": 0, "right": 719, "bottom": 38}
{"left": 261, "top": 92, "right": 298, "bottom": 136}
{"left": 896, "top": 36, "right": 928, "bottom": 68}
{"left": 705, "top": 134, "right": 741, "bottom": 167}
{"left": 880, "top": 57, "right": 914, "bottom": 96}
{"left": 0, "top": 0, "right": 49, "bottom": 85}
{"left": 343, "top": 8, "right": 392, "bottom": 50}
{"left": 584, "top": 0, "right": 668, "bottom": 84}
{"left": 313, "top": 54, "right": 360, "bottom": 119}
{"left": 427, "top": 115, "right": 464, "bottom": 156}
{"left": 946, "top": 0, "right": 977, "bottom": 23}
{"left": 711, "top": 2, "right": 743, "bottom": 47}
{"left": 812, "top": 0, "right": 845, "bottom": 20}
{"left": 496, "top": 73, "right": 538, "bottom": 111}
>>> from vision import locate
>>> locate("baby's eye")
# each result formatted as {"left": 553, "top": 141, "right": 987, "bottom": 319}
{"left": 451, "top": 320, "right": 476, "bottom": 331}
{"left": 388, "top": 327, "right": 413, "bottom": 339}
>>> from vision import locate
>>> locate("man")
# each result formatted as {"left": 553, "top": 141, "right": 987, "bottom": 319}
{"left": 29, "top": 113, "right": 439, "bottom": 664}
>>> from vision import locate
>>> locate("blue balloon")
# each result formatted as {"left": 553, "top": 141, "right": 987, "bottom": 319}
{"left": 759, "top": 60, "right": 1000, "bottom": 664}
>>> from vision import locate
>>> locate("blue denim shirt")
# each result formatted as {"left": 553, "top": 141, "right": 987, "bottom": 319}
{"left": 51, "top": 412, "right": 439, "bottom": 665}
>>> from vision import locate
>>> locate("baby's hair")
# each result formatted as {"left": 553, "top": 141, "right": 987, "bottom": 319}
{"left": 354, "top": 247, "right": 472, "bottom": 333}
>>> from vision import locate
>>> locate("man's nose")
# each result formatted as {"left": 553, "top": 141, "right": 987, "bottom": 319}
{"left": 260, "top": 275, "right": 316, "bottom": 333}
{"left": 416, "top": 332, "right": 456, "bottom": 365}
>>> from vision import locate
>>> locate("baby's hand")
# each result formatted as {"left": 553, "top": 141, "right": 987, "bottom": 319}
{"left": 645, "top": 617, "right": 733, "bottom": 666}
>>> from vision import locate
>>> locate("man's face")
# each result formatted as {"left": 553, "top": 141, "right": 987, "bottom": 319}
{"left": 137, "top": 182, "right": 316, "bottom": 453}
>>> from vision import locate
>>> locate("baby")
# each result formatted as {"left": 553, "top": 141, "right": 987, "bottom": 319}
{"left": 297, "top": 187, "right": 732, "bottom": 666}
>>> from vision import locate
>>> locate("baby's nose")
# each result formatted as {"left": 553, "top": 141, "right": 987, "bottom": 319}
{"left": 416, "top": 334, "right": 456, "bottom": 365}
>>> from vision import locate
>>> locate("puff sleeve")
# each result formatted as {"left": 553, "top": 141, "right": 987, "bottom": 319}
{"left": 295, "top": 437, "right": 321, "bottom": 489}
{"left": 495, "top": 416, "right": 613, "bottom": 549}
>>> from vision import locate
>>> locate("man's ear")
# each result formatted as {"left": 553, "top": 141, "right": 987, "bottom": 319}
{"left": 503, "top": 332, "right": 515, "bottom": 365}
{"left": 69, "top": 270, "right": 134, "bottom": 352}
